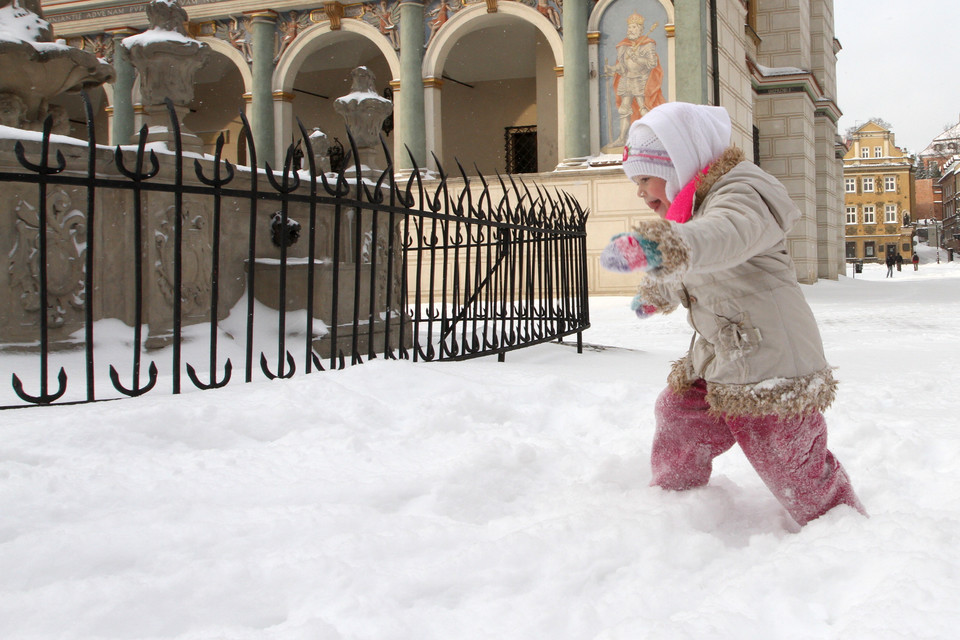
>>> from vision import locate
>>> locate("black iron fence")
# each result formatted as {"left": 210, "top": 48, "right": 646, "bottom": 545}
{"left": 0, "top": 96, "right": 589, "bottom": 409}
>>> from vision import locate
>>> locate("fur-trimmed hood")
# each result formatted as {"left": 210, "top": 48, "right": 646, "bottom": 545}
{"left": 695, "top": 147, "right": 801, "bottom": 233}
{"left": 694, "top": 147, "right": 744, "bottom": 204}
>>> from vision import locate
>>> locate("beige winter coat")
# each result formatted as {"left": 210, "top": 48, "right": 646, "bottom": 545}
{"left": 636, "top": 147, "right": 837, "bottom": 417}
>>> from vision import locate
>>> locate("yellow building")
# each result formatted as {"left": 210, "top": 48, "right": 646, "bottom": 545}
{"left": 842, "top": 121, "right": 916, "bottom": 263}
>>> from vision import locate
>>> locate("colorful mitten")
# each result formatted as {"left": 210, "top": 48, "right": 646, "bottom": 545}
{"left": 600, "top": 231, "right": 663, "bottom": 273}
{"left": 630, "top": 293, "right": 659, "bottom": 319}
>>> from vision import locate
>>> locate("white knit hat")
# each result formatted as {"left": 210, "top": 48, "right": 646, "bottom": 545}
{"left": 621, "top": 102, "right": 732, "bottom": 202}
{"left": 621, "top": 123, "right": 678, "bottom": 190}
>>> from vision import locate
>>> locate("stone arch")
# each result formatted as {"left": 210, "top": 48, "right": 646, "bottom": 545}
{"left": 274, "top": 21, "right": 401, "bottom": 92}
{"left": 273, "top": 20, "right": 401, "bottom": 167}
{"left": 198, "top": 37, "right": 254, "bottom": 94}
{"left": 588, "top": 0, "right": 674, "bottom": 31}
{"left": 422, "top": 3, "right": 564, "bottom": 173}
{"left": 423, "top": 3, "right": 564, "bottom": 78}
{"left": 589, "top": 0, "right": 675, "bottom": 154}
{"left": 183, "top": 38, "right": 254, "bottom": 162}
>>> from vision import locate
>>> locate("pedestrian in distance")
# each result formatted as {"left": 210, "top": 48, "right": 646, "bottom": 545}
{"left": 601, "top": 102, "right": 866, "bottom": 527}
{"left": 913, "top": 253, "right": 920, "bottom": 271}
{"left": 896, "top": 253, "right": 903, "bottom": 272}
{"left": 885, "top": 253, "right": 895, "bottom": 278}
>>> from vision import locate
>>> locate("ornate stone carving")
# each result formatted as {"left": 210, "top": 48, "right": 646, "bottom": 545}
{"left": 323, "top": 2, "right": 344, "bottom": 30}
{"left": 123, "top": 0, "right": 210, "bottom": 150}
{"left": 333, "top": 67, "right": 394, "bottom": 176}
{"left": 8, "top": 190, "right": 86, "bottom": 328}
{"left": 154, "top": 201, "right": 212, "bottom": 316}
{"left": 124, "top": 0, "right": 209, "bottom": 107}
{"left": 308, "top": 127, "right": 332, "bottom": 174}
{"left": 0, "top": 0, "right": 114, "bottom": 128}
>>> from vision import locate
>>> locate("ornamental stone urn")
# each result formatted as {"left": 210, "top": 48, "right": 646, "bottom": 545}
{"left": 0, "top": 0, "right": 114, "bottom": 131}
{"left": 333, "top": 66, "right": 393, "bottom": 177}
{"left": 123, "top": 0, "right": 209, "bottom": 152}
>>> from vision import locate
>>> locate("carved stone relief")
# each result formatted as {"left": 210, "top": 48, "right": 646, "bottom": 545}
{"left": 7, "top": 189, "right": 86, "bottom": 328}
{"left": 154, "top": 200, "right": 212, "bottom": 317}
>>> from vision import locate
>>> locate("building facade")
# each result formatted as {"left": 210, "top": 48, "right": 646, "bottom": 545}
{"left": 915, "top": 119, "right": 960, "bottom": 223}
{"left": 842, "top": 121, "right": 915, "bottom": 264}
{"left": 940, "top": 158, "right": 960, "bottom": 255}
{"left": 38, "top": 0, "right": 846, "bottom": 289}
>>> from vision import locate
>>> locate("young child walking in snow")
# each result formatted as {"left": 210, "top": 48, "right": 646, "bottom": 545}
{"left": 601, "top": 102, "right": 865, "bottom": 526}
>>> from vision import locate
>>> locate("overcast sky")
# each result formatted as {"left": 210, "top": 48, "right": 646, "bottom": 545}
{"left": 833, "top": 1, "right": 960, "bottom": 154}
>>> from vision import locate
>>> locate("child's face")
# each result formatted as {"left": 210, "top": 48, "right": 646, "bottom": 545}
{"left": 633, "top": 176, "right": 670, "bottom": 218}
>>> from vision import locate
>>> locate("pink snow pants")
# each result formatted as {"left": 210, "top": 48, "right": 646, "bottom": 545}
{"left": 651, "top": 380, "right": 865, "bottom": 526}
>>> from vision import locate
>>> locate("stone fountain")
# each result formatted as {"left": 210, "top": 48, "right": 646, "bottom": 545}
{"left": 0, "top": 0, "right": 114, "bottom": 130}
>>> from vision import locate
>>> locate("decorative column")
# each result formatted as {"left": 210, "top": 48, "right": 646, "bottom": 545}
{"left": 273, "top": 90, "right": 296, "bottom": 168}
{"left": 246, "top": 11, "right": 278, "bottom": 168}
{"left": 562, "top": 0, "right": 590, "bottom": 161}
{"left": 397, "top": 0, "right": 426, "bottom": 172}
{"left": 107, "top": 27, "right": 136, "bottom": 146}
{"left": 673, "top": 0, "right": 709, "bottom": 104}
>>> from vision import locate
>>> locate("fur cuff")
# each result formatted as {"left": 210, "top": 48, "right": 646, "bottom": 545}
{"left": 633, "top": 218, "right": 690, "bottom": 278}
{"left": 705, "top": 368, "right": 839, "bottom": 418}
{"left": 637, "top": 277, "right": 678, "bottom": 314}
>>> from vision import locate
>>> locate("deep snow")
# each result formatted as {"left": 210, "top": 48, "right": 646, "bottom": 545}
{"left": 2, "top": 247, "right": 959, "bottom": 639}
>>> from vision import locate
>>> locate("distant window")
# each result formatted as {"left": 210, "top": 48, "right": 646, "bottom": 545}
{"left": 884, "top": 176, "right": 896, "bottom": 192}
{"left": 863, "top": 205, "right": 875, "bottom": 224}
{"left": 861, "top": 147, "right": 870, "bottom": 158}
{"left": 874, "top": 146, "right": 882, "bottom": 158}
{"left": 885, "top": 204, "right": 898, "bottom": 223}
{"left": 862, "top": 177, "right": 874, "bottom": 192}
{"left": 846, "top": 206, "right": 858, "bottom": 224}
{"left": 845, "top": 177, "right": 857, "bottom": 192}
{"left": 865, "top": 241, "right": 876, "bottom": 257}
{"left": 846, "top": 242, "right": 857, "bottom": 259}
{"left": 505, "top": 126, "right": 538, "bottom": 174}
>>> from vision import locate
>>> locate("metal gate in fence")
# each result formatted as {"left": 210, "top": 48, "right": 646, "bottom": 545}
{"left": 0, "top": 97, "right": 590, "bottom": 409}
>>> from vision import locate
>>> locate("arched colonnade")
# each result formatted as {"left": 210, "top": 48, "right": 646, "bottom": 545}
{"left": 94, "top": 0, "right": 675, "bottom": 174}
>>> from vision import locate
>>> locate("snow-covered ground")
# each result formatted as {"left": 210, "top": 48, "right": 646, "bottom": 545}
{"left": 2, "top": 246, "right": 959, "bottom": 639}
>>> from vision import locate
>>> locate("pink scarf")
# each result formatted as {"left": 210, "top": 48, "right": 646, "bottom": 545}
{"left": 665, "top": 165, "right": 710, "bottom": 224}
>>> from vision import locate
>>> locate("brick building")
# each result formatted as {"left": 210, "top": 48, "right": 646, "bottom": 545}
{"left": 916, "top": 120, "right": 960, "bottom": 222}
